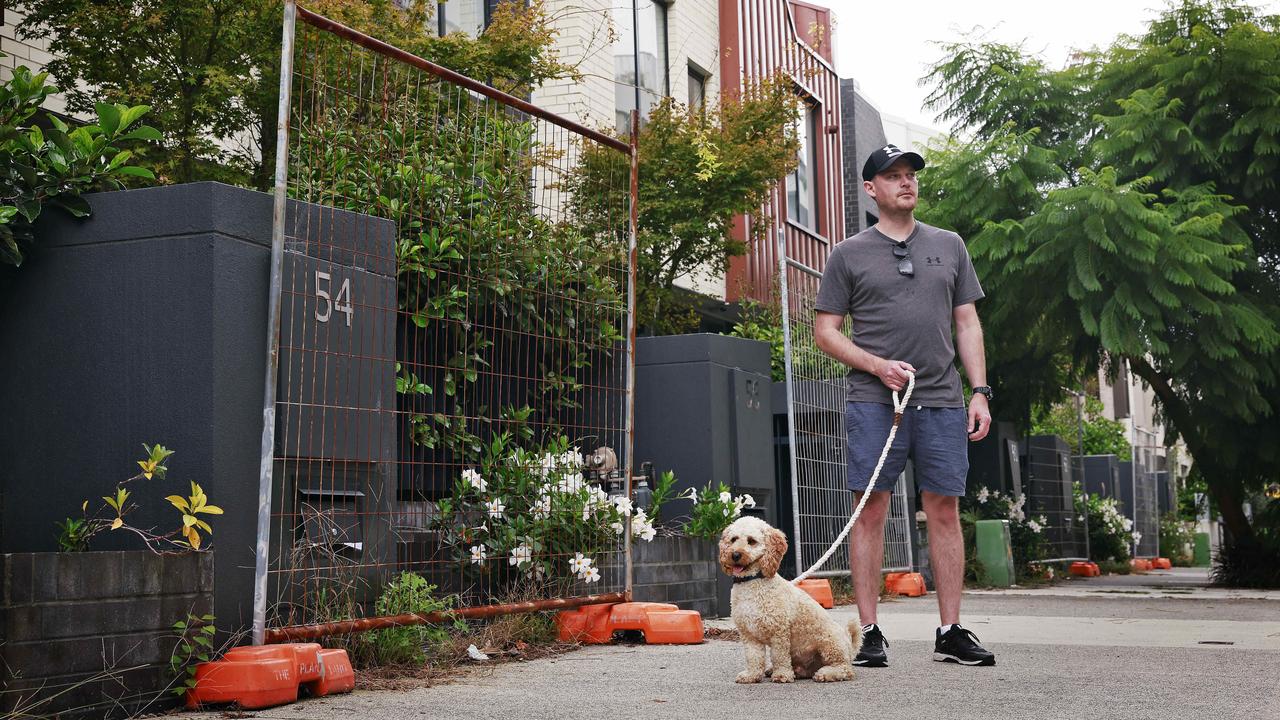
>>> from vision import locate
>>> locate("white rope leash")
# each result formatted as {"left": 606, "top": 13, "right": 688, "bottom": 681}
{"left": 793, "top": 371, "right": 915, "bottom": 584}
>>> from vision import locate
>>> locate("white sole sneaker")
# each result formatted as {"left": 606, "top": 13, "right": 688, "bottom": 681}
{"left": 933, "top": 652, "right": 995, "bottom": 666}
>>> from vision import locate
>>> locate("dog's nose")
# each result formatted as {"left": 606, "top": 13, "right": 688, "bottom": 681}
{"left": 731, "top": 551, "right": 741, "bottom": 562}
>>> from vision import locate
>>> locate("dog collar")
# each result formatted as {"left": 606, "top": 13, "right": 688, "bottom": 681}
{"left": 732, "top": 573, "right": 764, "bottom": 584}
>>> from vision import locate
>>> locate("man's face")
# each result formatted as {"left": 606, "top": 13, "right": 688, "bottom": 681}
{"left": 864, "top": 158, "right": 919, "bottom": 213}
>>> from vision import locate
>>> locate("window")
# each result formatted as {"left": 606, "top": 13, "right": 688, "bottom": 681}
{"left": 688, "top": 64, "right": 708, "bottom": 110}
{"left": 438, "top": 0, "right": 487, "bottom": 37}
{"left": 786, "top": 102, "right": 820, "bottom": 232}
{"left": 614, "top": 1, "right": 671, "bottom": 132}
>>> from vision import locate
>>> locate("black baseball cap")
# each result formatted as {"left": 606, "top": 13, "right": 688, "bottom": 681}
{"left": 861, "top": 144, "right": 925, "bottom": 181}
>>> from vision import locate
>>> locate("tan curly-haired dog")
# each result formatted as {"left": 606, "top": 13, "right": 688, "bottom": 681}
{"left": 719, "top": 516, "right": 861, "bottom": 683}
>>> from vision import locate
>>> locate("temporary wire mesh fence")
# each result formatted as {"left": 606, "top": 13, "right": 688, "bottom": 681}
{"left": 1025, "top": 436, "right": 1087, "bottom": 562}
{"left": 779, "top": 255, "right": 913, "bottom": 577}
{"left": 258, "top": 4, "right": 635, "bottom": 641}
{"left": 1130, "top": 442, "right": 1166, "bottom": 558}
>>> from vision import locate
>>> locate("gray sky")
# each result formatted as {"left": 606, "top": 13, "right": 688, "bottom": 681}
{"left": 826, "top": 0, "right": 1280, "bottom": 133}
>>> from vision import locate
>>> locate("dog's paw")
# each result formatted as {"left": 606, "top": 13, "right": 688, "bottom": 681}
{"left": 813, "top": 665, "right": 854, "bottom": 683}
{"left": 735, "top": 671, "right": 764, "bottom": 684}
{"left": 770, "top": 670, "right": 796, "bottom": 683}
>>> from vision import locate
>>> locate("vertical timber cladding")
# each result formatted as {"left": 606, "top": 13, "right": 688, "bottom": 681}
{"left": 719, "top": 0, "right": 845, "bottom": 302}
{"left": 271, "top": 201, "right": 398, "bottom": 624}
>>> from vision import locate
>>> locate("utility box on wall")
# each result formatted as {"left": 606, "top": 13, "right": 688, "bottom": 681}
{"left": 0, "top": 183, "right": 397, "bottom": 633}
{"left": 633, "top": 334, "right": 778, "bottom": 527}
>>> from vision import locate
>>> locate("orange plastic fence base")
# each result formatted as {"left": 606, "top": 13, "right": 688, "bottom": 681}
{"left": 1069, "top": 561, "right": 1101, "bottom": 577}
{"left": 186, "top": 643, "right": 354, "bottom": 711}
{"left": 796, "top": 579, "right": 834, "bottom": 609}
{"left": 884, "top": 572, "right": 927, "bottom": 597}
{"left": 1131, "top": 558, "right": 1154, "bottom": 571}
{"left": 1152, "top": 557, "right": 1172, "bottom": 570}
{"left": 555, "top": 602, "right": 703, "bottom": 645}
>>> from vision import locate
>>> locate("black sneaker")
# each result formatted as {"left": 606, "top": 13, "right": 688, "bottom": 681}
{"left": 933, "top": 625, "right": 995, "bottom": 666}
{"left": 854, "top": 624, "right": 889, "bottom": 667}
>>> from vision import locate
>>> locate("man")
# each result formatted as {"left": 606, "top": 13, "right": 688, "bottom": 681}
{"left": 813, "top": 144, "right": 996, "bottom": 667}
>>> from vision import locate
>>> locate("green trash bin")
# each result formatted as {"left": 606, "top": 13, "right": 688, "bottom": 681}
{"left": 975, "top": 519, "right": 1015, "bottom": 587}
{"left": 1193, "top": 532, "right": 1211, "bottom": 567}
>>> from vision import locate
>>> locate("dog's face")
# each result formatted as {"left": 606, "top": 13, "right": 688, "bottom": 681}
{"left": 718, "top": 516, "right": 788, "bottom": 579}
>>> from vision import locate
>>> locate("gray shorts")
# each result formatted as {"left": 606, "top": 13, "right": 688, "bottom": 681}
{"left": 845, "top": 401, "right": 969, "bottom": 496}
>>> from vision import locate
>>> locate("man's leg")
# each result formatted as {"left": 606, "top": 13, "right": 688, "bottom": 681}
{"left": 920, "top": 490, "right": 963, "bottom": 625}
{"left": 849, "top": 490, "right": 893, "bottom": 625}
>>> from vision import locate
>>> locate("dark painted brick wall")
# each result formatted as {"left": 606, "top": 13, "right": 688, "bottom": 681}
{"left": 0, "top": 551, "right": 214, "bottom": 719}
{"left": 630, "top": 535, "right": 722, "bottom": 618}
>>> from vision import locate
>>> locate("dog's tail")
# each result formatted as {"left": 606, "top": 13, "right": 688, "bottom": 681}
{"left": 846, "top": 619, "right": 863, "bottom": 651}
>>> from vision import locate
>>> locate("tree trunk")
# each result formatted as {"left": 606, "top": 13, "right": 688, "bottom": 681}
{"left": 1126, "top": 356, "right": 1256, "bottom": 542}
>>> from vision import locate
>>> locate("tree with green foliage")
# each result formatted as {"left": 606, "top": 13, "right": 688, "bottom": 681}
{"left": 1031, "top": 395, "right": 1132, "bottom": 459}
{"left": 18, "top": 0, "right": 577, "bottom": 189}
{"left": 1, "top": 64, "right": 158, "bottom": 267}
{"left": 917, "top": 0, "right": 1280, "bottom": 547}
{"left": 564, "top": 81, "right": 800, "bottom": 334}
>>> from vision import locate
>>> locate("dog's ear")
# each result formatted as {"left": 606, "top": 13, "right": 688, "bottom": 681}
{"left": 759, "top": 527, "right": 788, "bottom": 578}
{"left": 718, "top": 527, "right": 737, "bottom": 575}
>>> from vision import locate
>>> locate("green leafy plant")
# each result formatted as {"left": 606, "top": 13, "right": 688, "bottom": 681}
{"left": 645, "top": 470, "right": 678, "bottom": 525}
{"left": 367, "top": 572, "right": 457, "bottom": 666}
{"left": 53, "top": 443, "right": 221, "bottom": 552}
{"left": 0, "top": 63, "right": 159, "bottom": 266}
{"left": 1159, "top": 512, "right": 1196, "bottom": 566}
{"left": 682, "top": 482, "right": 756, "bottom": 540}
{"left": 55, "top": 517, "right": 91, "bottom": 552}
{"left": 728, "top": 300, "right": 786, "bottom": 382}
{"left": 169, "top": 613, "right": 216, "bottom": 696}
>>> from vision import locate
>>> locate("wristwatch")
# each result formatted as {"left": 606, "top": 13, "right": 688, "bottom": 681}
{"left": 971, "top": 386, "right": 994, "bottom": 401}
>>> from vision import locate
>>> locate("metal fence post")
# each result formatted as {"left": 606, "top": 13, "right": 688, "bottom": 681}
{"left": 252, "top": 0, "right": 297, "bottom": 647}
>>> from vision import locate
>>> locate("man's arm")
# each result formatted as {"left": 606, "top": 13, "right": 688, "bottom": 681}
{"left": 814, "top": 311, "right": 916, "bottom": 392}
{"left": 953, "top": 302, "right": 990, "bottom": 441}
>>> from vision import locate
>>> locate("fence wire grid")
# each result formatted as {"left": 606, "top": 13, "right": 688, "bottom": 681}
{"left": 778, "top": 253, "right": 913, "bottom": 577}
{"left": 256, "top": 3, "right": 635, "bottom": 641}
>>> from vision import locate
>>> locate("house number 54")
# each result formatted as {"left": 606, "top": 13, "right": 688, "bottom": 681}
{"left": 314, "top": 271, "right": 353, "bottom": 327}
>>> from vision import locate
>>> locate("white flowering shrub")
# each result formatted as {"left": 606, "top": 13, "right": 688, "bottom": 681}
{"left": 435, "top": 434, "right": 656, "bottom": 589}
{"left": 683, "top": 482, "right": 756, "bottom": 540}
{"left": 961, "top": 485, "right": 1049, "bottom": 582}
{"left": 1074, "top": 483, "right": 1134, "bottom": 562}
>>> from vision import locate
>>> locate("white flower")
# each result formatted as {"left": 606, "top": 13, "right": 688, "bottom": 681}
{"left": 1132, "top": 531, "right": 1143, "bottom": 544}
{"left": 679, "top": 487, "right": 698, "bottom": 501}
{"left": 1039, "top": 515, "right": 1048, "bottom": 526}
{"left": 977, "top": 487, "right": 990, "bottom": 504}
{"left": 612, "top": 496, "right": 634, "bottom": 516}
{"left": 555, "top": 473, "right": 585, "bottom": 494}
{"left": 1077, "top": 515, "right": 1085, "bottom": 522}
{"left": 637, "top": 523, "right": 656, "bottom": 542}
{"left": 1027, "top": 519, "right": 1043, "bottom": 534}
{"left": 569, "top": 552, "right": 593, "bottom": 576}
{"left": 1122, "top": 517, "right": 1134, "bottom": 532}
{"left": 611, "top": 519, "right": 626, "bottom": 536}
{"left": 739, "top": 494, "right": 756, "bottom": 509}
{"left": 719, "top": 490, "right": 732, "bottom": 504}
{"left": 486, "top": 498, "right": 505, "bottom": 519}
{"left": 469, "top": 545, "right": 487, "bottom": 564}
{"left": 532, "top": 495, "right": 552, "bottom": 520}
{"left": 581, "top": 565, "right": 601, "bottom": 583}
{"left": 509, "top": 543, "right": 532, "bottom": 566}
{"left": 462, "top": 468, "right": 487, "bottom": 493}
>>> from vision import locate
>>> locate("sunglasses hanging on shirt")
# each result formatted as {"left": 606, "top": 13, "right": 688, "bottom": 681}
{"left": 893, "top": 241, "right": 913, "bottom": 277}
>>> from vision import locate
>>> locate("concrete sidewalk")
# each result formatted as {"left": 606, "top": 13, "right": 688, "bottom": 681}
{"left": 186, "top": 569, "right": 1280, "bottom": 720}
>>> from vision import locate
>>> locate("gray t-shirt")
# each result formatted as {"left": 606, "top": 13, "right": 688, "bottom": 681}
{"left": 814, "top": 221, "right": 984, "bottom": 407}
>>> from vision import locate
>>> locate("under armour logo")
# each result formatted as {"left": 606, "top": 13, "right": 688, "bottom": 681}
{"left": 882, "top": 144, "right": 901, "bottom": 156}
{"left": 925, "top": 256, "right": 942, "bottom": 265}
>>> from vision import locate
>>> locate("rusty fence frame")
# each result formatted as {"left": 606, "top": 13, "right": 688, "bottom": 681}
{"left": 253, "top": 0, "right": 638, "bottom": 645}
